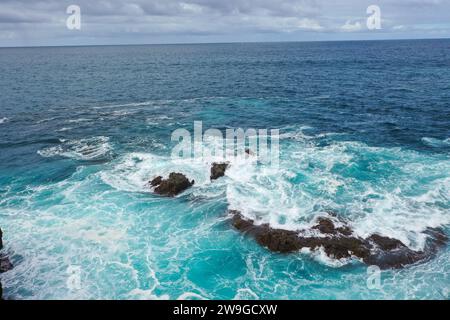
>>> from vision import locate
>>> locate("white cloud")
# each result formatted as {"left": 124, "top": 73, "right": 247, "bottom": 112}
{"left": 341, "top": 20, "right": 362, "bottom": 32}
{"left": 0, "top": 0, "right": 449, "bottom": 46}
{"left": 392, "top": 25, "right": 406, "bottom": 30}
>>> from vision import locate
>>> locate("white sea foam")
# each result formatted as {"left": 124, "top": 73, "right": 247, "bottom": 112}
{"left": 3, "top": 129, "right": 449, "bottom": 299}
{"left": 233, "top": 288, "right": 259, "bottom": 300}
{"left": 38, "top": 136, "right": 113, "bottom": 161}
{"left": 422, "top": 137, "right": 450, "bottom": 148}
{"left": 98, "top": 133, "right": 449, "bottom": 255}
{"left": 302, "top": 247, "right": 355, "bottom": 268}
{"left": 99, "top": 135, "right": 259, "bottom": 195}
{"left": 95, "top": 131, "right": 450, "bottom": 267}
{"left": 177, "top": 292, "right": 207, "bottom": 300}
{"left": 36, "top": 117, "right": 57, "bottom": 124}
{"left": 66, "top": 118, "right": 92, "bottom": 123}
{"left": 56, "top": 127, "right": 72, "bottom": 132}
{"left": 99, "top": 152, "right": 222, "bottom": 194}
{"left": 111, "top": 110, "right": 137, "bottom": 116}
{"left": 93, "top": 101, "right": 158, "bottom": 109}
{"left": 225, "top": 138, "right": 450, "bottom": 252}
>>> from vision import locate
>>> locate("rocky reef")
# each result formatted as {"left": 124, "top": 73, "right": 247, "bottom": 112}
{"left": 230, "top": 210, "right": 448, "bottom": 269}
{"left": 210, "top": 162, "right": 229, "bottom": 180}
{"left": 150, "top": 172, "right": 194, "bottom": 197}
{"left": 146, "top": 164, "right": 448, "bottom": 270}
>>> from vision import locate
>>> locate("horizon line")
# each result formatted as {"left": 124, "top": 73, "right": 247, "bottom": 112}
{"left": 1, "top": 36, "right": 449, "bottom": 49}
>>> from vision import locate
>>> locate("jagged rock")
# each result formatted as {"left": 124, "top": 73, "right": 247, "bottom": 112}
{"left": 364, "top": 228, "right": 449, "bottom": 269}
{"left": 0, "top": 255, "right": 13, "bottom": 273}
{"left": 150, "top": 172, "right": 194, "bottom": 197}
{"left": 0, "top": 227, "right": 13, "bottom": 300}
{"left": 230, "top": 210, "right": 448, "bottom": 269}
{"left": 232, "top": 212, "right": 301, "bottom": 252}
{"left": 313, "top": 216, "right": 353, "bottom": 236}
{"left": 312, "top": 217, "right": 336, "bottom": 234}
{"left": 210, "top": 162, "right": 229, "bottom": 180}
{"left": 367, "top": 234, "right": 405, "bottom": 251}
{"left": 150, "top": 176, "right": 162, "bottom": 187}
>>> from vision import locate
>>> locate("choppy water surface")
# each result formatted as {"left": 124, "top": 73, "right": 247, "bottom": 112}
{"left": 0, "top": 40, "right": 449, "bottom": 299}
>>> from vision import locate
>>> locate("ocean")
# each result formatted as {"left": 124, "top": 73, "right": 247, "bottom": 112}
{"left": 0, "top": 39, "right": 449, "bottom": 299}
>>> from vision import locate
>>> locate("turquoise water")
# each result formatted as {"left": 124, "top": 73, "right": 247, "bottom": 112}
{"left": 0, "top": 40, "right": 449, "bottom": 299}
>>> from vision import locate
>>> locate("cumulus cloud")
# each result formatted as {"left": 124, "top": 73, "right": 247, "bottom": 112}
{"left": 0, "top": 0, "right": 449, "bottom": 46}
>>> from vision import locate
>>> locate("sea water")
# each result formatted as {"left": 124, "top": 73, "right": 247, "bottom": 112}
{"left": 0, "top": 40, "right": 449, "bottom": 299}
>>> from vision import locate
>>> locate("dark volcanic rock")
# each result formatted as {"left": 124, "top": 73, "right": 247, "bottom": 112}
{"left": 231, "top": 212, "right": 301, "bottom": 252}
{"left": 210, "top": 162, "right": 229, "bottom": 180}
{"left": 231, "top": 212, "right": 368, "bottom": 256}
{"left": 312, "top": 217, "right": 353, "bottom": 236}
{"left": 0, "top": 227, "right": 13, "bottom": 300}
{"left": 367, "top": 234, "right": 405, "bottom": 251}
{"left": 0, "top": 255, "right": 13, "bottom": 273}
{"left": 150, "top": 172, "right": 194, "bottom": 197}
{"left": 312, "top": 217, "right": 335, "bottom": 234}
{"left": 229, "top": 210, "right": 448, "bottom": 269}
{"left": 150, "top": 176, "right": 162, "bottom": 187}
{"left": 0, "top": 228, "right": 13, "bottom": 274}
{"left": 363, "top": 228, "right": 449, "bottom": 269}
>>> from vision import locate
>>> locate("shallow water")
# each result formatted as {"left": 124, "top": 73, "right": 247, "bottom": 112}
{"left": 0, "top": 40, "right": 449, "bottom": 299}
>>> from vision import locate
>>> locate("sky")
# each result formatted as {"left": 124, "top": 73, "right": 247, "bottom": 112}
{"left": 0, "top": 0, "right": 449, "bottom": 47}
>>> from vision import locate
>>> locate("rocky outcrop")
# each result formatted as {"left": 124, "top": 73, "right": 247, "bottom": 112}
{"left": 210, "top": 162, "right": 229, "bottom": 180}
{"left": 0, "top": 255, "right": 13, "bottom": 274}
{"left": 364, "top": 227, "right": 448, "bottom": 269}
{"left": 0, "top": 227, "right": 2, "bottom": 299}
{"left": 150, "top": 176, "right": 162, "bottom": 187}
{"left": 230, "top": 211, "right": 448, "bottom": 269}
{"left": 0, "top": 227, "right": 13, "bottom": 300}
{"left": 150, "top": 173, "right": 194, "bottom": 197}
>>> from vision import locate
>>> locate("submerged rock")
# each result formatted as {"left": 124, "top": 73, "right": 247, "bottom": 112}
{"left": 230, "top": 210, "right": 448, "bottom": 269}
{"left": 150, "top": 172, "right": 194, "bottom": 197}
{"left": 210, "top": 162, "right": 229, "bottom": 180}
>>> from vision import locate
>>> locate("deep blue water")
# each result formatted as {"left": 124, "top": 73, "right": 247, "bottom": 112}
{"left": 0, "top": 40, "right": 449, "bottom": 299}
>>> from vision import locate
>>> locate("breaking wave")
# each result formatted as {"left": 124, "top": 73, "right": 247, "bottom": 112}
{"left": 38, "top": 136, "right": 113, "bottom": 161}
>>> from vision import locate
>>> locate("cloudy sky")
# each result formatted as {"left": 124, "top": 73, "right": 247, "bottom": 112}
{"left": 0, "top": 0, "right": 449, "bottom": 47}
